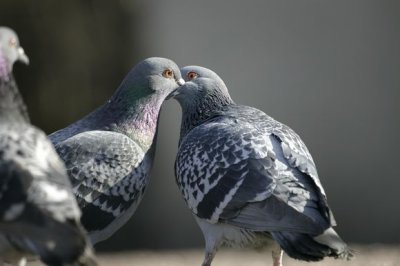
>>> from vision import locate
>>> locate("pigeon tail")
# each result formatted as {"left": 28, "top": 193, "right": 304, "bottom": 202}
{"left": 271, "top": 228, "right": 353, "bottom": 261}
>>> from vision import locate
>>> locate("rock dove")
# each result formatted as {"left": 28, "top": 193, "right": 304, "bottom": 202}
{"left": 49, "top": 57, "right": 184, "bottom": 244}
{"left": 172, "top": 66, "right": 353, "bottom": 266}
{"left": 0, "top": 27, "right": 97, "bottom": 266}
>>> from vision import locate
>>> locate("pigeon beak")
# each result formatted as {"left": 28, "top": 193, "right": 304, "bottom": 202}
{"left": 177, "top": 78, "right": 185, "bottom": 86}
{"left": 167, "top": 79, "right": 185, "bottom": 100}
{"left": 17, "top": 47, "right": 29, "bottom": 65}
{"left": 166, "top": 85, "right": 184, "bottom": 100}
{"left": 166, "top": 89, "right": 180, "bottom": 100}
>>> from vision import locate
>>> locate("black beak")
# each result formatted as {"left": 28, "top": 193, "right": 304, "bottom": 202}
{"left": 166, "top": 87, "right": 182, "bottom": 100}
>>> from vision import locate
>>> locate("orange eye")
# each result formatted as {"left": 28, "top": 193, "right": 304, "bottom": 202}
{"left": 9, "top": 38, "right": 17, "bottom": 47}
{"left": 187, "top": 71, "right": 198, "bottom": 80}
{"left": 162, "top": 69, "right": 174, "bottom": 78}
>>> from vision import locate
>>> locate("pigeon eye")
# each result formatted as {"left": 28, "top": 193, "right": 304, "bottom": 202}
{"left": 187, "top": 71, "right": 198, "bottom": 80}
{"left": 9, "top": 38, "right": 17, "bottom": 47}
{"left": 162, "top": 69, "right": 174, "bottom": 79}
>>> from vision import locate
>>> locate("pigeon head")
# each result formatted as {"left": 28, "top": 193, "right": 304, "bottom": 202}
{"left": 115, "top": 57, "right": 184, "bottom": 102}
{"left": 0, "top": 27, "right": 29, "bottom": 74}
{"left": 0, "top": 27, "right": 30, "bottom": 123}
{"left": 172, "top": 66, "right": 233, "bottom": 106}
{"left": 172, "top": 66, "right": 234, "bottom": 135}
{"left": 98, "top": 57, "right": 184, "bottom": 142}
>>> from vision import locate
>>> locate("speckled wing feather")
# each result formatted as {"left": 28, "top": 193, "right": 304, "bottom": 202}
{"left": 222, "top": 105, "right": 335, "bottom": 224}
{"left": 273, "top": 126, "right": 336, "bottom": 225}
{"left": 176, "top": 106, "right": 333, "bottom": 234}
{"left": 0, "top": 125, "right": 80, "bottom": 224}
{"left": 0, "top": 125, "right": 89, "bottom": 264}
{"left": 176, "top": 116, "right": 275, "bottom": 218}
{"left": 53, "top": 130, "right": 148, "bottom": 233}
{"left": 231, "top": 106, "right": 336, "bottom": 225}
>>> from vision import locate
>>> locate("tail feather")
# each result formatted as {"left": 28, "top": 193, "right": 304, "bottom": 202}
{"left": 314, "top": 227, "right": 354, "bottom": 260}
{"left": 272, "top": 227, "right": 353, "bottom": 262}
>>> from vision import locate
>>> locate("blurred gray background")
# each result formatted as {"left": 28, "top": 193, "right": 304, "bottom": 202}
{"left": 1, "top": 0, "right": 399, "bottom": 252}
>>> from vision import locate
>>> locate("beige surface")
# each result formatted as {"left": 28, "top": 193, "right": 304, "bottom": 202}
{"left": 96, "top": 245, "right": 400, "bottom": 266}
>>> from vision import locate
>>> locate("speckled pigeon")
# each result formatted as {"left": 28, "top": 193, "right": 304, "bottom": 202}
{"left": 172, "top": 66, "right": 353, "bottom": 266}
{"left": 0, "top": 27, "right": 96, "bottom": 266}
{"left": 49, "top": 57, "right": 184, "bottom": 244}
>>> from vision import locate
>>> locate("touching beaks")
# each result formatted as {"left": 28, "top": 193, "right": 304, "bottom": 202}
{"left": 167, "top": 79, "right": 184, "bottom": 100}
{"left": 166, "top": 88, "right": 181, "bottom": 100}
{"left": 177, "top": 78, "right": 185, "bottom": 86}
{"left": 17, "top": 47, "right": 29, "bottom": 65}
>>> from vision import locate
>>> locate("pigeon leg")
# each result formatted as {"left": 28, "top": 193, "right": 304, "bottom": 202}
{"left": 202, "top": 237, "right": 218, "bottom": 266}
{"left": 272, "top": 243, "right": 283, "bottom": 266}
{"left": 202, "top": 248, "right": 217, "bottom": 266}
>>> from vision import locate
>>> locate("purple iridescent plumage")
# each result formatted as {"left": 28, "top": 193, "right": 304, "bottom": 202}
{"left": 49, "top": 57, "right": 184, "bottom": 244}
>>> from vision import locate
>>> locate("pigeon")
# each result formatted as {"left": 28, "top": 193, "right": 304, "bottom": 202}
{"left": 0, "top": 27, "right": 97, "bottom": 266}
{"left": 49, "top": 57, "right": 184, "bottom": 244}
{"left": 172, "top": 66, "right": 353, "bottom": 266}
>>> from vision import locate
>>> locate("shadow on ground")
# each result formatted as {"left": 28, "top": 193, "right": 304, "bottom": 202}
{"left": 92, "top": 245, "right": 400, "bottom": 266}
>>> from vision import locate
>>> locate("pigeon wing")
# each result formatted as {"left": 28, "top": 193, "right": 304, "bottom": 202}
{"left": 0, "top": 125, "right": 79, "bottom": 224}
{"left": 224, "top": 105, "right": 336, "bottom": 226}
{"left": 53, "top": 130, "right": 147, "bottom": 232}
{"left": 176, "top": 114, "right": 328, "bottom": 235}
{"left": 266, "top": 115, "right": 336, "bottom": 226}
{"left": 0, "top": 126, "right": 93, "bottom": 265}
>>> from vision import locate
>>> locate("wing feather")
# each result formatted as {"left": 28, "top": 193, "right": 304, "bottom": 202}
{"left": 176, "top": 106, "right": 334, "bottom": 234}
{"left": 53, "top": 130, "right": 148, "bottom": 232}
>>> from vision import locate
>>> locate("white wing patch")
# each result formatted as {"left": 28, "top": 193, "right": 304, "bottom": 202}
{"left": 209, "top": 177, "right": 245, "bottom": 223}
{"left": 39, "top": 182, "right": 70, "bottom": 203}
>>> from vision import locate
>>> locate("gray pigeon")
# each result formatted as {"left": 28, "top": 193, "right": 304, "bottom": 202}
{"left": 0, "top": 27, "right": 96, "bottom": 266}
{"left": 49, "top": 57, "right": 184, "bottom": 244}
{"left": 172, "top": 66, "right": 353, "bottom": 266}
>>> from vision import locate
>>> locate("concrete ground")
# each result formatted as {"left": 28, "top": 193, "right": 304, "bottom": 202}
{"left": 96, "top": 245, "right": 400, "bottom": 266}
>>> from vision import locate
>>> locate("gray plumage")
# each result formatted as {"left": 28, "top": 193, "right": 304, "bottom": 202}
{"left": 173, "top": 66, "right": 353, "bottom": 265}
{"left": 49, "top": 57, "right": 184, "bottom": 244}
{"left": 0, "top": 27, "right": 96, "bottom": 266}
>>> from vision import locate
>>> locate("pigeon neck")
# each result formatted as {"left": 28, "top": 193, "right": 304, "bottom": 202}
{"left": 179, "top": 97, "right": 235, "bottom": 138}
{"left": 0, "top": 70, "right": 30, "bottom": 124}
{"left": 0, "top": 52, "right": 11, "bottom": 82}
{"left": 103, "top": 86, "right": 164, "bottom": 149}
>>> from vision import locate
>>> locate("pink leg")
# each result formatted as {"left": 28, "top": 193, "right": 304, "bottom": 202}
{"left": 272, "top": 244, "right": 283, "bottom": 266}
{"left": 202, "top": 248, "right": 217, "bottom": 266}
